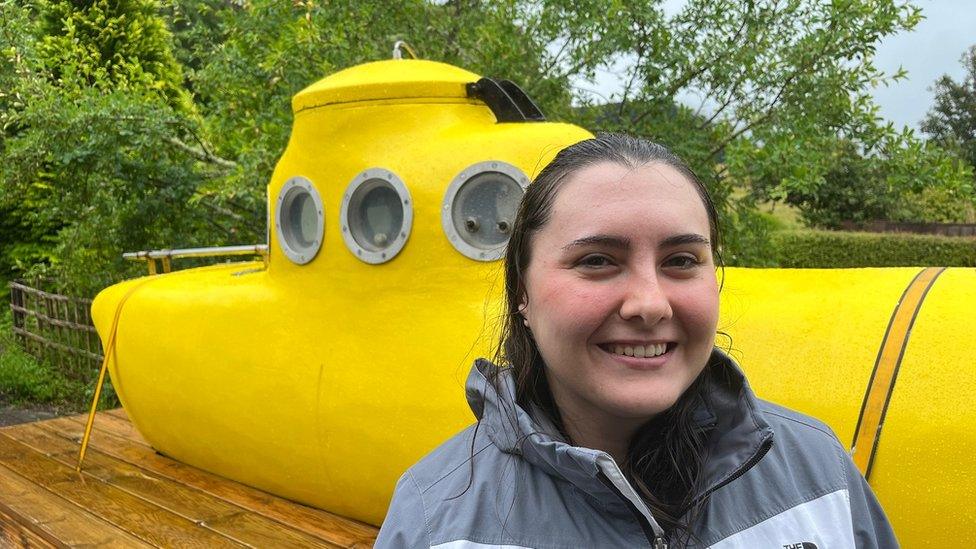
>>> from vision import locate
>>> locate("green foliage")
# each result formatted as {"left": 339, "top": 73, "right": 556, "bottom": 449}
{"left": 0, "top": 164, "right": 62, "bottom": 294}
{"left": 768, "top": 229, "right": 976, "bottom": 268}
{"left": 183, "top": 0, "right": 946, "bottom": 262}
{"left": 921, "top": 45, "right": 976, "bottom": 177}
{"left": 782, "top": 139, "right": 888, "bottom": 227}
{"left": 3, "top": 0, "right": 972, "bottom": 294}
{"left": 0, "top": 309, "right": 116, "bottom": 408}
{"left": 1, "top": 82, "right": 225, "bottom": 294}
{"left": 881, "top": 131, "right": 975, "bottom": 222}
{"left": 0, "top": 0, "right": 237, "bottom": 295}
{"left": 766, "top": 135, "right": 975, "bottom": 228}
{"left": 898, "top": 185, "right": 976, "bottom": 224}
{"left": 37, "top": 0, "right": 192, "bottom": 112}
{"left": 180, "top": 0, "right": 582, "bottom": 222}
{"left": 0, "top": 342, "right": 75, "bottom": 404}
{"left": 530, "top": 0, "right": 953, "bottom": 253}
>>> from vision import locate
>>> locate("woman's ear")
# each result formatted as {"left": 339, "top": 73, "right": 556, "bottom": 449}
{"left": 518, "top": 295, "right": 530, "bottom": 327}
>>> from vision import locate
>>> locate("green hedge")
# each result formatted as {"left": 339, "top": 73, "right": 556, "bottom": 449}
{"left": 768, "top": 229, "right": 976, "bottom": 268}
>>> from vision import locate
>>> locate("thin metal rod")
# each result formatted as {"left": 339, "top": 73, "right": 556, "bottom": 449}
{"left": 77, "top": 277, "right": 156, "bottom": 472}
{"left": 123, "top": 244, "right": 268, "bottom": 261}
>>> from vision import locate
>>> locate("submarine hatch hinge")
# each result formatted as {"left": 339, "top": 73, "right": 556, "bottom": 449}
{"left": 466, "top": 78, "right": 546, "bottom": 123}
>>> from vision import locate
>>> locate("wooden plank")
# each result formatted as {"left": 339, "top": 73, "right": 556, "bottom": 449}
{"left": 64, "top": 411, "right": 150, "bottom": 447}
{"left": 0, "top": 461, "right": 150, "bottom": 548}
{"left": 5, "top": 423, "right": 340, "bottom": 548}
{"left": 105, "top": 408, "right": 129, "bottom": 420}
{"left": 0, "top": 431, "right": 243, "bottom": 548}
{"left": 205, "top": 513, "right": 343, "bottom": 549}
{"left": 39, "top": 416, "right": 378, "bottom": 547}
{"left": 0, "top": 503, "right": 57, "bottom": 549}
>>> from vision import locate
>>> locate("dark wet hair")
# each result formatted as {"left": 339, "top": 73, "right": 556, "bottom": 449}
{"left": 494, "top": 132, "right": 720, "bottom": 538}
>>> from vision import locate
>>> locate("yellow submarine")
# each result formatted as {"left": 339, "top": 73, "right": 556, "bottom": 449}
{"left": 90, "top": 52, "right": 975, "bottom": 545}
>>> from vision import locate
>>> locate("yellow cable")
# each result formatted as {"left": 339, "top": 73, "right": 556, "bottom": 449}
{"left": 76, "top": 277, "right": 156, "bottom": 472}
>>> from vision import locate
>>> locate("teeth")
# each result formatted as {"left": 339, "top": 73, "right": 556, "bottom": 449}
{"left": 608, "top": 343, "right": 669, "bottom": 358}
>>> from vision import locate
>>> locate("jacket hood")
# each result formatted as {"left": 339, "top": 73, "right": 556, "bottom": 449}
{"left": 465, "top": 348, "right": 774, "bottom": 501}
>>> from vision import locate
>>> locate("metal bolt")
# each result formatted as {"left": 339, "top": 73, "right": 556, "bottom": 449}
{"left": 497, "top": 220, "right": 510, "bottom": 233}
{"left": 465, "top": 217, "right": 480, "bottom": 232}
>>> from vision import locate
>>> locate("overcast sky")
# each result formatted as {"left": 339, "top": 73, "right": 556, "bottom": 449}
{"left": 589, "top": 0, "right": 976, "bottom": 132}
{"left": 871, "top": 0, "right": 975, "bottom": 130}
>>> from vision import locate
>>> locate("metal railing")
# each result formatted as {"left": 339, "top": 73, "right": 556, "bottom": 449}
{"left": 123, "top": 244, "right": 269, "bottom": 274}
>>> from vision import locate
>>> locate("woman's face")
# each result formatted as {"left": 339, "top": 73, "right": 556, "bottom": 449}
{"left": 520, "top": 161, "right": 719, "bottom": 430}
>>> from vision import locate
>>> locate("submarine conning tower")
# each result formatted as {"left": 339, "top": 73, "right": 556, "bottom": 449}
{"left": 267, "top": 59, "right": 591, "bottom": 278}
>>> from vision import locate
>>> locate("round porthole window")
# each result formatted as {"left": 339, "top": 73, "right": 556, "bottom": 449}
{"left": 340, "top": 168, "right": 413, "bottom": 264}
{"left": 442, "top": 161, "right": 528, "bottom": 261}
{"left": 275, "top": 176, "right": 324, "bottom": 265}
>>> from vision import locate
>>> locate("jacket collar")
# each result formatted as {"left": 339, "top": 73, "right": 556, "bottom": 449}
{"left": 465, "top": 349, "right": 774, "bottom": 501}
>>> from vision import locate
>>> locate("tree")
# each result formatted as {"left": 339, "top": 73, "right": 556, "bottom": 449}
{"left": 773, "top": 133, "right": 973, "bottom": 228}
{"left": 921, "top": 45, "right": 976, "bottom": 176}
{"left": 37, "top": 0, "right": 193, "bottom": 112}
{"left": 183, "top": 0, "right": 949, "bottom": 263}
{"left": 0, "top": 0, "right": 223, "bottom": 295}
{"left": 178, "top": 0, "right": 585, "bottom": 225}
{"left": 0, "top": 1, "right": 58, "bottom": 295}
{"left": 523, "top": 0, "right": 970, "bottom": 258}
{"left": 4, "top": 0, "right": 970, "bottom": 290}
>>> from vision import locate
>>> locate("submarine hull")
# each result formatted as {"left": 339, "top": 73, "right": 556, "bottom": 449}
{"left": 94, "top": 265, "right": 976, "bottom": 544}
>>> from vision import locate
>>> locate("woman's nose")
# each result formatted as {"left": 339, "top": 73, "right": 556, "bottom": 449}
{"left": 618, "top": 270, "right": 673, "bottom": 325}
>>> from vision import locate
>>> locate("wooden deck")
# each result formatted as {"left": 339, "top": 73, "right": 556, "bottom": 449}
{"left": 0, "top": 409, "right": 378, "bottom": 548}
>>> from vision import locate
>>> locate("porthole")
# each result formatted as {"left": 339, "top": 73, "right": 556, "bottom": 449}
{"left": 442, "top": 161, "right": 528, "bottom": 261}
{"left": 340, "top": 168, "right": 413, "bottom": 264}
{"left": 275, "top": 176, "right": 324, "bottom": 265}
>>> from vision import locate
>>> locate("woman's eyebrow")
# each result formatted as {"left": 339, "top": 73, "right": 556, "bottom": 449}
{"left": 562, "top": 234, "right": 631, "bottom": 251}
{"left": 660, "top": 233, "right": 711, "bottom": 247}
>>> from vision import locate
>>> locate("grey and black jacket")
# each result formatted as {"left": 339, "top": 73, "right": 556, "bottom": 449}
{"left": 376, "top": 350, "right": 897, "bottom": 548}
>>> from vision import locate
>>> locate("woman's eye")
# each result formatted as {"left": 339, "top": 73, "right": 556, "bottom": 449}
{"left": 577, "top": 254, "right": 614, "bottom": 268}
{"left": 664, "top": 254, "right": 701, "bottom": 269}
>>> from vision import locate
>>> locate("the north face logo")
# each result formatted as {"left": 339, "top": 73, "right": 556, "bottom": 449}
{"left": 782, "top": 543, "right": 818, "bottom": 549}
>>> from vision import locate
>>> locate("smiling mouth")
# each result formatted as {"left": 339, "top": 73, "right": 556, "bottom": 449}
{"left": 599, "top": 342, "right": 675, "bottom": 358}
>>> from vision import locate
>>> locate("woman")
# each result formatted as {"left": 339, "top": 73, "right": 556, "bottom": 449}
{"left": 375, "top": 134, "right": 896, "bottom": 548}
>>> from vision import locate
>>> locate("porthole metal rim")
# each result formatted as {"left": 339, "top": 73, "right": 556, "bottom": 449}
{"left": 441, "top": 160, "right": 529, "bottom": 262}
{"left": 339, "top": 167, "right": 413, "bottom": 265}
{"left": 274, "top": 175, "right": 324, "bottom": 266}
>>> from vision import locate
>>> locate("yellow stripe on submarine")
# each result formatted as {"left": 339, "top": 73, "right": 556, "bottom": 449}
{"left": 90, "top": 56, "right": 975, "bottom": 546}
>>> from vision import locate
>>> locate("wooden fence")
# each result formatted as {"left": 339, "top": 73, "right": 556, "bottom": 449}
{"left": 8, "top": 280, "right": 103, "bottom": 380}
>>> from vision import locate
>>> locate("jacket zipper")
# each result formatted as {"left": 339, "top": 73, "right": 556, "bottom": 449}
{"left": 598, "top": 471, "right": 669, "bottom": 549}
{"left": 688, "top": 436, "right": 774, "bottom": 512}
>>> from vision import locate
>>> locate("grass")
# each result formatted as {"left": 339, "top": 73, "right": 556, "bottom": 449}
{"left": 759, "top": 201, "right": 804, "bottom": 230}
{"left": 0, "top": 307, "right": 117, "bottom": 411}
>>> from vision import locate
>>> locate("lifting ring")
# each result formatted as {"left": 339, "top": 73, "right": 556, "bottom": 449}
{"left": 392, "top": 40, "right": 418, "bottom": 60}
